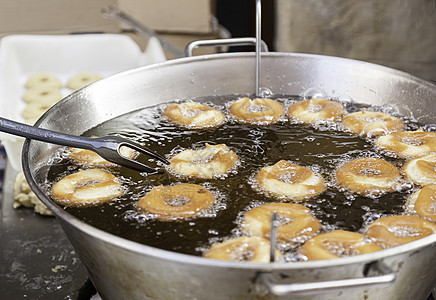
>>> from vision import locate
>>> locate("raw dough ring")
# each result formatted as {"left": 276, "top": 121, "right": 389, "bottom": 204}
{"left": 169, "top": 143, "right": 238, "bottom": 179}
{"left": 25, "top": 72, "right": 62, "bottom": 89}
{"left": 51, "top": 169, "right": 123, "bottom": 207}
{"left": 22, "top": 86, "right": 62, "bottom": 105}
{"left": 137, "top": 183, "right": 215, "bottom": 221}
{"left": 254, "top": 160, "right": 326, "bottom": 201}
{"left": 243, "top": 203, "right": 321, "bottom": 242}
{"left": 301, "top": 230, "right": 382, "bottom": 260}
{"left": 229, "top": 97, "right": 284, "bottom": 125}
{"left": 375, "top": 129, "right": 436, "bottom": 158}
{"left": 366, "top": 215, "right": 436, "bottom": 248}
{"left": 341, "top": 111, "right": 404, "bottom": 137}
{"left": 407, "top": 184, "right": 436, "bottom": 222}
{"left": 402, "top": 154, "right": 436, "bottom": 186}
{"left": 22, "top": 102, "right": 54, "bottom": 122}
{"left": 69, "top": 143, "right": 136, "bottom": 168}
{"left": 67, "top": 72, "right": 102, "bottom": 90}
{"left": 163, "top": 102, "right": 225, "bottom": 129}
{"left": 203, "top": 236, "right": 280, "bottom": 263}
{"left": 288, "top": 98, "right": 345, "bottom": 124}
{"left": 335, "top": 157, "right": 401, "bottom": 196}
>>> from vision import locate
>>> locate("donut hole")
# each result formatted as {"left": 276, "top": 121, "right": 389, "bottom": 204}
{"left": 306, "top": 104, "right": 323, "bottom": 113}
{"left": 164, "top": 196, "right": 191, "bottom": 207}
{"left": 389, "top": 225, "right": 422, "bottom": 237}
{"left": 358, "top": 168, "right": 381, "bottom": 176}
{"left": 401, "top": 137, "right": 424, "bottom": 146}
{"left": 231, "top": 245, "right": 256, "bottom": 261}
{"left": 322, "top": 241, "right": 360, "bottom": 257}
{"left": 278, "top": 171, "right": 299, "bottom": 184}
{"left": 180, "top": 106, "right": 201, "bottom": 117}
{"left": 276, "top": 214, "right": 293, "bottom": 226}
{"left": 247, "top": 104, "right": 268, "bottom": 113}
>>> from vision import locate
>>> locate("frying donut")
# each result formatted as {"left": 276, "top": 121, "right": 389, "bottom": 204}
{"left": 375, "top": 130, "right": 436, "bottom": 158}
{"left": 229, "top": 97, "right": 284, "bottom": 125}
{"left": 169, "top": 143, "right": 238, "bottom": 179}
{"left": 406, "top": 184, "right": 436, "bottom": 222}
{"left": 137, "top": 183, "right": 215, "bottom": 221}
{"left": 22, "top": 87, "right": 62, "bottom": 105}
{"left": 288, "top": 98, "right": 345, "bottom": 124}
{"left": 243, "top": 203, "right": 321, "bottom": 242}
{"left": 69, "top": 145, "right": 136, "bottom": 168}
{"left": 25, "top": 72, "right": 62, "bottom": 89}
{"left": 254, "top": 160, "right": 326, "bottom": 201}
{"left": 203, "top": 236, "right": 281, "bottom": 263}
{"left": 51, "top": 169, "right": 123, "bottom": 207}
{"left": 402, "top": 154, "right": 436, "bottom": 186}
{"left": 301, "top": 230, "right": 382, "bottom": 260}
{"left": 163, "top": 102, "right": 225, "bottom": 129}
{"left": 341, "top": 111, "right": 404, "bottom": 137}
{"left": 366, "top": 215, "right": 436, "bottom": 248}
{"left": 67, "top": 72, "right": 102, "bottom": 91}
{"left": 335, "top": 157, "right": 401, "bottom": 196}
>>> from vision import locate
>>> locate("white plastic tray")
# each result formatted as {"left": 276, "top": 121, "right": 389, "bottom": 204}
{"left": 0, "top": 34, "right": 166, "bottom": 171}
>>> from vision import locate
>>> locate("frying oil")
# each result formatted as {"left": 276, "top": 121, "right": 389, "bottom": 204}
{"left": 46, "top": 94, "right": 423, "bottom": 258}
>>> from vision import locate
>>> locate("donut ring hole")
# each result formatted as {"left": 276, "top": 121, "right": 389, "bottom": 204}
{"left": 389, "top": 226, "right": 422, "bottom": 237}
{"left": 164, "top": 196, "right": 191, "bottom": 207}
{"left": 322, "top": 240, "right": 360, "bottom": 257}
{"left": 401, "top": 137, "right": 425, "bottom": 146}
{"left": 247, "top": 104, "right": 268, "bottom": 113}
{"left": 231, "top": 244, "right": 256, "bottom": 261}
{"left": 306, "top": 104, "right": 323, "bottom": 113}
{"left": 358, "top": 167, "right": 381, "bottom": 176}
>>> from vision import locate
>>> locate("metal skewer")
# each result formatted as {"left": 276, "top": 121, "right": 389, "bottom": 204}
{"left": 269, "top": 212, "right": 279, "bottom": 263}
{"left": 255, "top": 0, "right": 262, "bottom": 97}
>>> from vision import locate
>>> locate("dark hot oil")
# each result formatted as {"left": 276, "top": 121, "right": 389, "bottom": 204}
{"left": 46, "top": 95, "right": 421, "bottom": 259}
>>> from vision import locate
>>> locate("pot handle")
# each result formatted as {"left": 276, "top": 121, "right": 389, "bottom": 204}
{"left": 185, "top": 37, "right": 269, "bottom": 57}
{"left": 256, "top": 261, "right": 396, "bottom": 296}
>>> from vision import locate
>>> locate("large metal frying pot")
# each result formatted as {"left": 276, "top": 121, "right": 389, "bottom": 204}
{"left": 23, "top": 53, "right": 436, "bottom": 299}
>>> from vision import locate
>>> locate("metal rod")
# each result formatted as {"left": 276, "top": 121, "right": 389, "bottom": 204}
{"left": 269, "top": 212, "right": 278, "bottom": 262}
{"left": 102, "top": 5, "right": 184, "bottom": 58}
{"left": 255, "top": 0, "right": 262, "bottom": 97}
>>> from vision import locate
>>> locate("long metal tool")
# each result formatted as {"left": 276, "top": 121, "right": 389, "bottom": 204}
{"left": 255, "top": 0, "right": 262, "bottom": 97}
{"left": 0, "top": 117, "right": 169, "bottom": 173}
{"left": 102, "top": 5, "right": 185, "bottom": 58}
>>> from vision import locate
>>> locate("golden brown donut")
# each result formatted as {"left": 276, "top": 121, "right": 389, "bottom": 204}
{"left": 22, "top": 86, "right": 62, "bottom": 105}
{"left": 375, "top": 129, "right": 436, "bottom": 158}
{"left": 203, "top": 236, "right": 281, "bottom": 263}
{"left": 288, "top": 98, "right": 345, "bottom": 124}
{"left": 407, "top": 184, "right": 436, "bottom": 222}
{"left": 341, "top": 111, "right": 404, "bottom": 137}
{"left": 162, "top": 102, "right": 225, "bottom": 129}
{"left": 51, "top": 169, "right": 123, "bottom": 207}
{"left": 254, "top": 160, "right": 326, "bottom": 201}
{"left": 301, "top": 230, "right": 382, "bottom": 260}
{"left": 366, "top": 215, "right": 436, "bottom": 248}
{"left": 169, "top": 143, "right": 238, "bottom": 179}
{"left": 69, "top": 145, "right": 136, "bottom": 168}
{"left": 402, "top": 154, "right": 436, "bottom": 186}
{"left": 243, "top": 203, "right": 321, "bottom": 242}
{"left": 137, "top": 184, "right": 215, "bottom": 221}
{"left": 335, "top": 157, "right": 401, "bottom": 196}
{"left": 67, "top": 72, "right": 102, "bottom": 91}
{"left": 25, "top": 72, "right": 62, "bottom": 89}
{"left": 228, "top": 97, "right": 284, "bottom": 125}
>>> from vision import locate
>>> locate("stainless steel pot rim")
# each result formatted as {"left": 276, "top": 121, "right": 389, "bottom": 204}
{"left": 23, "top": 51, "right": 436, "bottom": 271}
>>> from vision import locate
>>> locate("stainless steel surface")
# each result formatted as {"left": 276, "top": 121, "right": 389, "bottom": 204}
{"left": 0, "top": 117, "right": 168, "bottom": 173}
{"left": 184, "top": 37, "right": 268, "bottom": 57}
{"left": 21, "top": 52, "right": 436, "bottom": 299}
